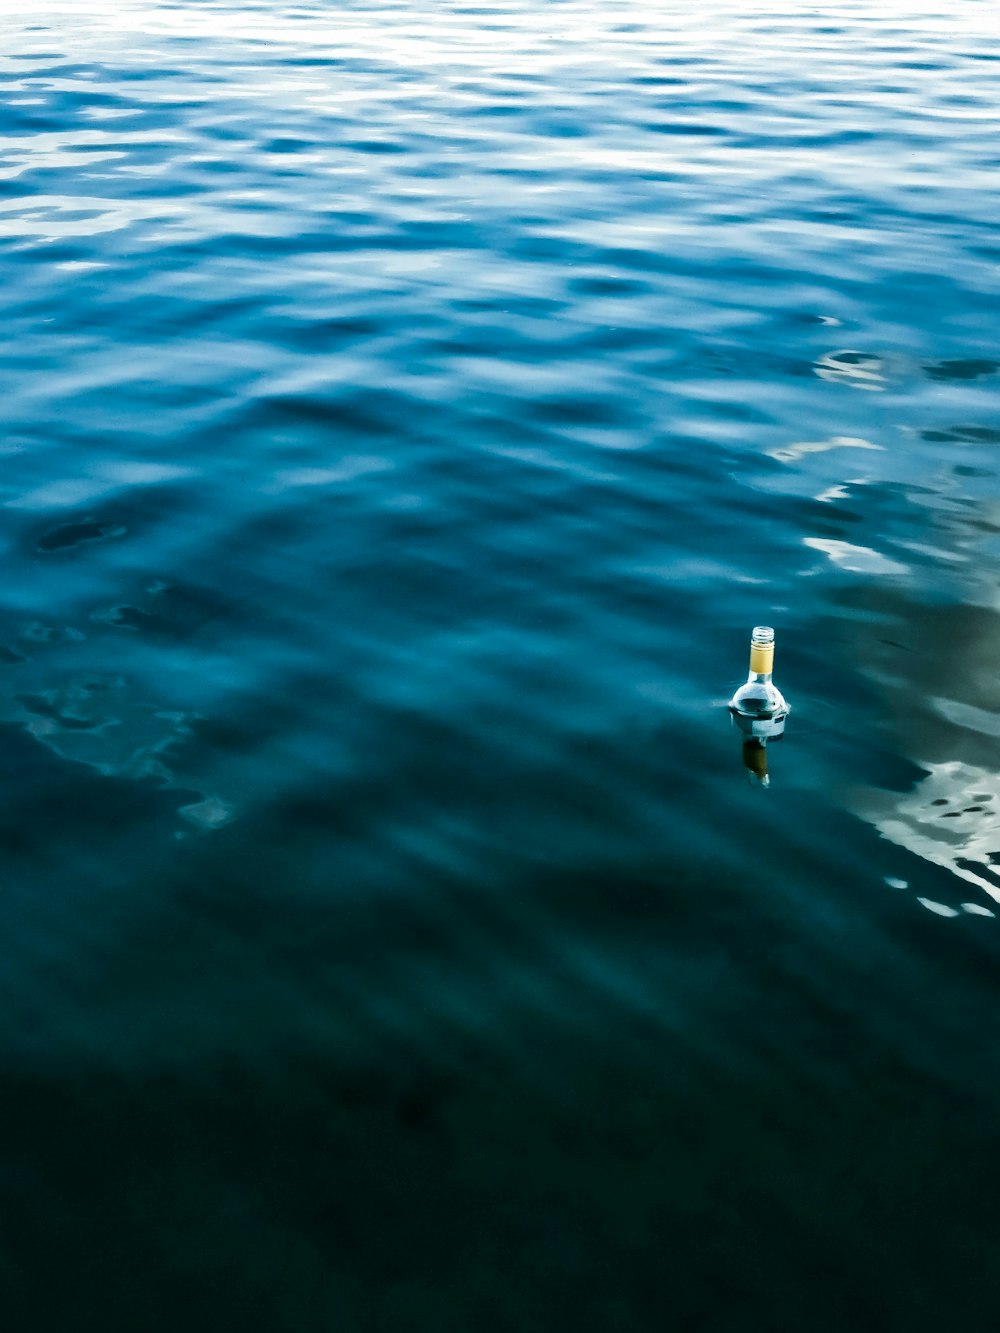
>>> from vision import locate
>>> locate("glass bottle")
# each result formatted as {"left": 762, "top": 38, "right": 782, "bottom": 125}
{"left": 729, "top": 626, "right": 789, "bottom": 741}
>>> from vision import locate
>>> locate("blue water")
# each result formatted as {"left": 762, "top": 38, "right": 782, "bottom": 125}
{"left": 3, "top": 3, "right": 1000, "bottom": 1327}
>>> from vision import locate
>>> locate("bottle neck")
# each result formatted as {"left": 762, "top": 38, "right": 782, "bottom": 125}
{"left": 748, "top": 670, "right": 773, "bottom": 684}
{"left": 748, "top": 641, "right": 774, "bottom": 679}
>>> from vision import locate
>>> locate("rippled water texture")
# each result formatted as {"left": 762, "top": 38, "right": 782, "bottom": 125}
{"left": 3, "top": 2, "right": 1000, "bottom": 1328}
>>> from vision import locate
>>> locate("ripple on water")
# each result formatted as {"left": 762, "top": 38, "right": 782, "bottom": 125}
{"left": 35, "top": 518, "right": 126, "bottom": 552}
{"left": 813, "top": 349, "right": 888, "bottom": 391}
{"left": 2, "top": 5, "right": 1000, "bottom": 1322}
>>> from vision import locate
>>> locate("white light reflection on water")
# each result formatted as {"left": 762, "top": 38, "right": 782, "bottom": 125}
{"left": 769, "top": 435, "right": 880, "bottom": 464}
{"left": 803, "top": 537, "right": 909, "bottom": 577}
{"left": 864, "top": 761, "right": 1000, "bottom": 908}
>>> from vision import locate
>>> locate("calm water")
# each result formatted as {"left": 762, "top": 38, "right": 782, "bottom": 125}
{"left": 2, "top": 2, "right": 1000, "bottom": 1327}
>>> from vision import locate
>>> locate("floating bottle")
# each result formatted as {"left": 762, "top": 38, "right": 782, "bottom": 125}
{"left": 729, "top": 626, "right": 789, "bottom": 742}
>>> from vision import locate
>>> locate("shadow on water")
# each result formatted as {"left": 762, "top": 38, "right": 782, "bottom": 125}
{"left": 0, "top": 705, "right": 999, "bottom": 1330}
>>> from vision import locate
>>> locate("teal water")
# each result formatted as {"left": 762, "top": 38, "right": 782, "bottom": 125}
{"left": 3, "top": 3, "right": 1000, "bottom": 1327}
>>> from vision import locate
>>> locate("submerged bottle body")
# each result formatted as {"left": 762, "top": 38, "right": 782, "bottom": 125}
{"left": 729, "top": 626, "right": 788, "bottom": 741}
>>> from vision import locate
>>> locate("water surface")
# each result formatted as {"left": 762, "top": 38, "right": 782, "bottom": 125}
{"left": 2, "top": 3, "right": 1000, "bottom": 1328}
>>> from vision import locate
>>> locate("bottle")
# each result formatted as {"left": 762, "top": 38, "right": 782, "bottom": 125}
{"left": 729, "top": 626, "right": 789, "bottom": 741}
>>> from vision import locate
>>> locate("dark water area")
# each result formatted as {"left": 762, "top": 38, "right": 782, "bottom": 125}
{"left": 3, "top": 2, "right": 1000, "bottom": 1327}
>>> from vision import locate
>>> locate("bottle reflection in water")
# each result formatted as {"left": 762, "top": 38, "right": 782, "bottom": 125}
{"left": 729, "top": 626, "right": 789, "bottom": 748}
{"left": 742, "top": 739, "right": 770, "bottom": 787}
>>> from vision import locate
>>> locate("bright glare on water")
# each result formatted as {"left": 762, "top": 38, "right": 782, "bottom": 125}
{"left": 2, "top": 3, "right": 1000, "bottom": 1328}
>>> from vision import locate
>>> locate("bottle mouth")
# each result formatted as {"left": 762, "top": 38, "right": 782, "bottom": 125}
{"left": 751, "top": 626, "right": 775, "bottom": 647}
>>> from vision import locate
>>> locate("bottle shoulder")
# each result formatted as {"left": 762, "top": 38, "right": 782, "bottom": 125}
{"left": 729, "top": 679, "right": 789, "bottom": 717}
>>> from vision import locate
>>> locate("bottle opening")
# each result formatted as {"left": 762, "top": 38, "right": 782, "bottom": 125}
{"left": 751, "top": 626, "right": 774, "bottom": 647}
